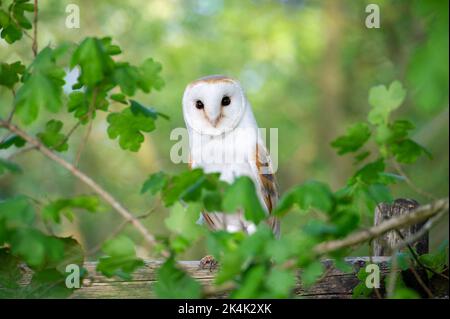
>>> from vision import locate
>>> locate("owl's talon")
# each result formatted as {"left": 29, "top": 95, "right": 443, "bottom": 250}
{"left": 199, "top": 255, "right": 218, "bottom": 271}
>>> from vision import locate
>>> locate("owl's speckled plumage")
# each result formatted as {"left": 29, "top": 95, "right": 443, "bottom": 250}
{"left": 182, "top": 75, "right": 280, "bottom": 237}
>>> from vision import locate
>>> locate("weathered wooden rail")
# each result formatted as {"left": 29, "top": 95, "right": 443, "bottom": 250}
{"left": 11, "top": 198, "right": 448, "bottom": 298}
{"left": 66, "top": 198, "right": 447, "bottom": 299}
{"left": 72, "top": 257, "right": 391, "bottom": 299}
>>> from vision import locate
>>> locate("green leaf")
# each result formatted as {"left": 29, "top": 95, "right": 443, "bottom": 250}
{"left": 390, "top": 120, "right": 415, "bottom": 140}
{"left": 26, "top": 269, "right": 74, "bottom": 298}
{"left": 390, "top": 139, "right": 432, "bottom": 164}
{"left": 130, "top": 99, "right": 168, "bottom": 119}
{"left": 67, "top": 91, "right": 90, "bottom": 121}
{"left": 391, "top": 287, "right": 420, "bottom": 299}
{"left": 368, "top": 81, "right": 407, "bottom": 125}
{"left": 100, "top": 36, "right": 122, "bottom": 56}
{"left": 71, "top": 37, "right": 115, "bottom": 86}
{"left": 265, "top": 235, "right": 297, "bottom": 263}
{"left": 239, "top": 224, "right": 273, "bottom": 258}
{"left": 354, "top": 151, "right": 371, "bottom": 164}
{"left": 303, "top": 219, "right": 337, "bottom": 237}
{"left": 352, "top": 268, "right": 373, "bottom": 298}
{"left": 274, "top": 180, "right": 334, "bottom": 216}
{"left": 97, "top": 235, "right": 144, "bottom": 280}
{"left": 331, "top": 122, "right": 371, "bottom": 155}
{"left": 265, "top": 268, "right": 296, "bottom": 298}
{"left": 365, "top": 183, "right": 393, "bottom": 205}
{"left": 207, "top": 231, "right": 245, "bottom": 261}
{"left": 42, "top": 195, "right": 100, "bottom": 224}
{"left": 0, "top": 135, "right": 26, "bottom": 149}
{"left": 110, "top": 93, "right": 128, "bottom": 104}
{"left": 0, "top": 19, "right": 22, "bottom": 44}
{"left": 137, "top": 58, "right": 165, "bottom": 93}
{"left": 418, "top": 240, "right": 448, "bottom": 278}
{"left": 223, "top": 176, "right": 266, "bottom": 224}
{"left": 349, "top": 159, "right": 385, "bottom": 185}
{"left": 0, "top": 196, "right": 35, "bottom": 233}
{"left": 161, "top": 169, "right": 222, "bottom": 206}
{"left": 141, "top": 171, "right": 169, "bottom": 195}
{"left": 301, "top": 261, "right": 324, "bottom": 287}
{"left": 0, "top": 246, "right": 77, "bottom": 299}
{"left": 375, "top": 120, "right": 416, "bottom": 146}
{"left": 202, "top": 190, "right": 223, "bottom": 212}
{"left": 9, "top": 229, "right": 65, "bottom": 269}
{"left": 154, "top": 257, "right": 202, "bottom": 298}
{"left": 231, "top": 265, "right": 266, "bottom": 298}
{"left": 113, "top": 62, "right": 141, "bottom": 96}
{"left": 0, "top": 158, "right": 22, "bottom": 175}
{"left": 0, "top": 248, "right": 22, "bottom": 295}
{"left": 0, "top": 9, "right": 10, "bottom": 29}
{"left": 45, "top": 237, "right": 84, "bottom": 273}
{"left": 106, "top": 101, "right": 161, "bottom": 152}
{"left": 37, "top": 120, "right": 68, "bottom": 152}
{"left": 165, "top": 203, "right": 204, "bottom": 244}
{"left": 0, "top": 61, "right": 25, "bottom": 88}
{"left": 14, "top": 47, "right": 65, "bottom": 124}
{"left": 11, "top": 1, "right": 33, "bottom": 30}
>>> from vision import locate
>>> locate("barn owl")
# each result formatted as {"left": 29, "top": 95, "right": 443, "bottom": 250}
{"left": 182, "top": 75, "right": 280, "bottom": 239}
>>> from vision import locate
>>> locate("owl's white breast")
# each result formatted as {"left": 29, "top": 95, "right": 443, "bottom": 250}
{"left": 190, "top": 130, "right": 255, "bottom": 183}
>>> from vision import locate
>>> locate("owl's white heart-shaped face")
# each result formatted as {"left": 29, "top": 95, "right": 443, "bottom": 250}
{"left": 182, "top": 75, "right": 246, "bottom": 136}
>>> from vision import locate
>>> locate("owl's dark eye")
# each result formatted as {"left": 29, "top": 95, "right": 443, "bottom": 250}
{"left": 195, "top": 100, "right": 204, "bottom": 109}
{"left": 221, "top": 96, "right": 231, "bottom": 106}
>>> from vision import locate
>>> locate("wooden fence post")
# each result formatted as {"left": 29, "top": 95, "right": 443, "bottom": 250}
{"left": 373, "top": 198, "right": 429, "bottom": 256}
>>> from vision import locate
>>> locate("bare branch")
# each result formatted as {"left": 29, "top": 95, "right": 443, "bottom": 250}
{"left": 314, "top": 198, "right": 449, "bottom": 255}
{"left": 393, "top": 209, "right": 446, "bottom": 252}
{"left": 0, "top": 119, "right": 168, "bottom": 257}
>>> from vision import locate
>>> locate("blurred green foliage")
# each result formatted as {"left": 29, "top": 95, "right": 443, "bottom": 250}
{"left": 0, "top": 0, "right": 448, "bottom": 299}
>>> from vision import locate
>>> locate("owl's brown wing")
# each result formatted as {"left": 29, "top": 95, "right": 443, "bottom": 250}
{"left": 255, "top": 143, "right": 280, "bottom": 237}
{"left": 199, "top": 144, "right": 280, "bottom": 236}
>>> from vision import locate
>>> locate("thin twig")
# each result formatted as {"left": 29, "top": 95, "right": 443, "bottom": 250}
{"left": 387, "top": 249, "right": 399, "bottom": 298}
{"left": 87, "top": 206, "right": 157, "bottom": 256}
{"left": 0, "top": 90, "right": 17, "bottom": 143}
{"left": 22, "top": 29, "right": 33, "bottom": 40}
{"left": 74, "top": 89, "right": 98, "bottom": 167}
{"left": 393, "top": 232, "right": 435, "bottom": 298}
{"left": 56, "top": 120, "right": 81, "bottom": 150}
{"left": 408, "top": 263, "right": 434, "bottom": 298}
{"left": 0, "top": 119, "right": 168, "bottom": 258}
{"left": 32, "top": 0, "right": 38, "bottom": 57}
{"left": 392, "top": 161, "right": 436, "bottom": 201}
{"left": 7, "top": 145, "right": 37, "bottom": 160}
{"left": 395, "top": 229, "right": 449, "bottom": 280}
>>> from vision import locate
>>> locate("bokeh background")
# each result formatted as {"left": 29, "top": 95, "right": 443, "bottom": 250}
{"left": 1, "top": 0, "right": 448, "bottom": 259}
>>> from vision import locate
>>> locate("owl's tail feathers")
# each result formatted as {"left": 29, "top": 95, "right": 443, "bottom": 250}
{"left": 267, "top": 216, "right": 281, "bottom": 239}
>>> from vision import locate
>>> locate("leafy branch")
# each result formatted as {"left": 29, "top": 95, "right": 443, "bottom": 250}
{"left": 0, "top": 119, "right": 167, "bottom": 257}
{"left": 314, "top": 198, "right": 449, "bottom": 255}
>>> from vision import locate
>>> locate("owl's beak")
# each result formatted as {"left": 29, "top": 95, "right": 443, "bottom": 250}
{"left": 204, "top": 109, "right": 222, "bottom": 127}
